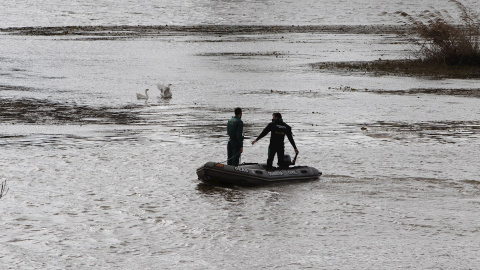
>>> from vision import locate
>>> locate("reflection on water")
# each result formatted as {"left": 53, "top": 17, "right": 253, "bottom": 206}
{"left": 196, "top": 183, "right": 246, "bottom": 202}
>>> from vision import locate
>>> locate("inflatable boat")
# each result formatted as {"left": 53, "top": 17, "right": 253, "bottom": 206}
{"left": 196, "top": 155, "right": 321, "bottom": 186}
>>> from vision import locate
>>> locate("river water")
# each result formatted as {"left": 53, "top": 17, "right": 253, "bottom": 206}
{"left": 0, "top": 0, "right": 477, "bottom": 27}
{"left": 1, "top": 0, "right": 480, "bottom": 269}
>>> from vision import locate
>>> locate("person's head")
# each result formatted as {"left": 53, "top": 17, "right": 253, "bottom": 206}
{"left": 272, "top": 112, "right": 282, "bottom": 122}
{"left": 234, "top": 107, "right": 242, "bottom": 117}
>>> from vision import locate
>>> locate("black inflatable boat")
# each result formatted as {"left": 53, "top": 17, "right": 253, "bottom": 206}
{"left": 196, "top": 156, "right": 321, "bottom": 186}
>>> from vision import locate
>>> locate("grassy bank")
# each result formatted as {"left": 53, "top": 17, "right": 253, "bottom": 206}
{"left": 311, "top": 59, "right": 480, "bottom": 79}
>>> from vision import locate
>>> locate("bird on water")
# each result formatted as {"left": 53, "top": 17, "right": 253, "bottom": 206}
{"left": 157, "top": 83, "right": 172, "bottom": 98}
{"left": 137, "top": 89, "right": 150, "bottom": 100}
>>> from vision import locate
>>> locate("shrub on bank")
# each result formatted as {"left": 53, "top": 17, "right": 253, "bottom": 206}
{"left": 396, "top": 0, "right": 480, "bottom": 66}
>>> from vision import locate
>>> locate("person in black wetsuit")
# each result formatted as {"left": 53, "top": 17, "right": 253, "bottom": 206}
{"left": 227, "top": 107, "right": 244, "bottom": 166}
{"left": 251, "top": 112, "right": 299, "bottom": 170}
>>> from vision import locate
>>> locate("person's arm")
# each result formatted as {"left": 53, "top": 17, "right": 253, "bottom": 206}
{"left": 252, "top": 123, "right": 271, "bottom": 145}
{"left": 286, "top": 128, "right": 299, "bottom": 154}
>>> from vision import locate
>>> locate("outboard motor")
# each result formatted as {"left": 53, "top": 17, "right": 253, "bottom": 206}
{"left": 278, "top": 153, "right": 298, "bottom": 168}
{"left": 283, "top": 155, "right": 293, "bottom": 167}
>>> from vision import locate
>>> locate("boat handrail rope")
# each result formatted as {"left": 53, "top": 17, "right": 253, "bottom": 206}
{"left": 218, "top": 151, "right": 242, "bottom": 164}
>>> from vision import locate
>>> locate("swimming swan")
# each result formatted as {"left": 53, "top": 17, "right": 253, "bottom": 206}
{"left": 137, "top": 89, "right": 150, "bottom": 99}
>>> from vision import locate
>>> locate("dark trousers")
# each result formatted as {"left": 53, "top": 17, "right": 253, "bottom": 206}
{"left": 227, "top": 140, "right": 241, "bottom": 166}
{"left": 267, "top": 146, "right": 284, "bottom": 169}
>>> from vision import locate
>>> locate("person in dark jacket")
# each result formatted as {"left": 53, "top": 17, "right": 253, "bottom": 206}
{"left": 252, "top": 112, "right": 299, "bottom": 170}
{"left": 227, "top": 107, "right": 244, "bottom": 166}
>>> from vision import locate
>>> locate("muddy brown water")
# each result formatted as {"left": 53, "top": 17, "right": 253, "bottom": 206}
{"left": 1, "top": 24, "right": 479, "bottom": 269}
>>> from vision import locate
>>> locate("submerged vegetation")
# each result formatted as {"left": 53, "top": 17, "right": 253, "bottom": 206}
{"left": 0, "top": 97, "right": 143, "bottom": 125}
{"left": 0, "top": 180, "right": 8, "bottom": 200}
{"left": 312, "top": 59, "right": 480, "bottom": 78}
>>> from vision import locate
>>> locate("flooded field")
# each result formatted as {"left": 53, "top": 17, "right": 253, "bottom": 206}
{"left": 1, "top": 0, "right": 480, "bottom": 268}
{"left": 1, "top": 26, "right": 479, "bottom": 269}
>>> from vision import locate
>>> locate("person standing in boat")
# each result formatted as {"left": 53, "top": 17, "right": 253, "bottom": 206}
{"left": 251, "top": 112, "right": 299, "bottom": 170}
{"left": 227, "top": 107, "right": 244, "bottom": 166}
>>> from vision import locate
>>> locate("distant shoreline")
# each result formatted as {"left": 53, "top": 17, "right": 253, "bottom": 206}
{"left": 0, "top": 24, "right": 411, "bottom": 36}
{"left": 5, "top": 24, "right": 478, "bottom": 81}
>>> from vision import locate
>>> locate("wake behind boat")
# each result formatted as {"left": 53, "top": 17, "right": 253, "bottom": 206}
{"left": 196, "top": 156, "right": 321, "bottom": 186}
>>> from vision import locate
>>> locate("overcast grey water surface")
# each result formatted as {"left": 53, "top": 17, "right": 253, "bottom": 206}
{"left": 1, "top": 1, "right": 480, "bottom": 269}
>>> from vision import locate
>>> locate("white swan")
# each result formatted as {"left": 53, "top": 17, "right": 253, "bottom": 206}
{"left": 157, "top": 83, "right": 172, "bottom": 98}
{"left": 137, "top": 89, "right": 150, "bottom": 100}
